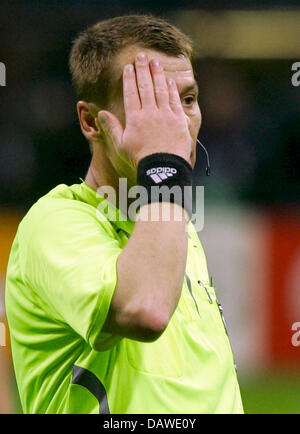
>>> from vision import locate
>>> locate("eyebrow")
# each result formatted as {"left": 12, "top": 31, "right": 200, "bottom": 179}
{"left": 179, "top": 81, "right": 199, "bottom": 95}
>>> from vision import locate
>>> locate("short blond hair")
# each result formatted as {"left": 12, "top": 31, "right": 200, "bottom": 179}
{"left": 69, "top": 14, "right": 194, "bottom": 109}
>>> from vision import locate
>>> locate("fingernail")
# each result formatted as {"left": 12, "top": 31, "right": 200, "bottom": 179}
{"left": 137, "top": 53, "right": 146, "bottom": 62}
{"left": 125, "top": 64, "right": 133, "bottom": 73}
{"left": 151, "top": 59, "right": 160, "bottom": 68}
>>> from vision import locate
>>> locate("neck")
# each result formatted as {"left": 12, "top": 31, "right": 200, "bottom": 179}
{"left": 84, "top": 150, "right": 136, "bottom": 217}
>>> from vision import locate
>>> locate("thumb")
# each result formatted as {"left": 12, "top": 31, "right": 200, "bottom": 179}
{"left": 98, "top": 110, "right": 123, "bottom": 148}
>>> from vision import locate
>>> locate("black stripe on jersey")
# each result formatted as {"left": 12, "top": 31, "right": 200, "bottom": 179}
{"left": 71, "top": 365, "right": 110, "bottom": 414}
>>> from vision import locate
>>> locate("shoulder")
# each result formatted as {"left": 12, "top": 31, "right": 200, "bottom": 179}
{"left": 18, "top": 183, "right": 116, "bottom": 243}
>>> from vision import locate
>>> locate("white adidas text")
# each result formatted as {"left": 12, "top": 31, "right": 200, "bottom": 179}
{"left": 146, "top": 167, "right": 177, "bottom": 184}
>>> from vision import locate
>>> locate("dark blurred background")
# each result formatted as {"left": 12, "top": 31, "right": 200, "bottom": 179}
{"left": 0, "top": 0, "right": 299, "bottom": 414}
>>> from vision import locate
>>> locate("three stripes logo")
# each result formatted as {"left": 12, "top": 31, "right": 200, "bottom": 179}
{"left": 146, "top": 167, "right": 177, "bottom": 184}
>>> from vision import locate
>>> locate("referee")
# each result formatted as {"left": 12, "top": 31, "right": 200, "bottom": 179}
{"left": 5, "top": 15, "right": 244, "bottom": 414}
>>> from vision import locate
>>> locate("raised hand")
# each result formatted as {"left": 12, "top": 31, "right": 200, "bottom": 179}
{"left": 97, "top": 52, "right": 193, "bottom": 168}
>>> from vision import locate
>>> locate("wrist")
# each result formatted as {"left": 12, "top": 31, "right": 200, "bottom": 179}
{"left": 137, "top": 202, "right": 190, "bottom": 223}
{"left": 136, "top": 153, "right": 193, "bottom": 219}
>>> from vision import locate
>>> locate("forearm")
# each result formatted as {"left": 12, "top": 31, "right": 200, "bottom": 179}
{"left": 103, "top": 202, "right": 188, "bottom": 341}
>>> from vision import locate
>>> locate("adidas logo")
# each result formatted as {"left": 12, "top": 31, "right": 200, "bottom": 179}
{"left": 146, "top": 167, "right": 177, "bottom": 184}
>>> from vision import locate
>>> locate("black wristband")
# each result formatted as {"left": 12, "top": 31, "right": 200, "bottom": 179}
{"left": 137, "top": 153, "right": 193, "bottom": 219}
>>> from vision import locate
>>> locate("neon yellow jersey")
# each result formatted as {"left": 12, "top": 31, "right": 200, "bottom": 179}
{"left": 5, "top": 182, "right": 244, "bottom": 414}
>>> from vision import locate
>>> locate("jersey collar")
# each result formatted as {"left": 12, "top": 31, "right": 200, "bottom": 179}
{"left": 78, "top": 181, "right": 135, "bottom": 235}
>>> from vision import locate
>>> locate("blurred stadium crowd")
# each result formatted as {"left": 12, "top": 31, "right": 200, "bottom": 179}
{"left": 0, "top": 0, "right": 299, "bottom": 413}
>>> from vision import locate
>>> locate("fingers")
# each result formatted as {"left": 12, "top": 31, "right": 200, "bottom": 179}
{"left": 134, "top": 53, "right": 156, "bottom": 108}
{"left": 123, "top": 63, "right": 141, "bottom": 113}
{"left": 123, "top": 52, "right": 182, "bottom": 114}
{"left": 98, "top": 110, "right": 123, "bottom": 148}
{"left": 167, "top": 78, "right": 183, "bottom": 114}
{"left": 149, "top": 59, "right": 169, "bottom": 109}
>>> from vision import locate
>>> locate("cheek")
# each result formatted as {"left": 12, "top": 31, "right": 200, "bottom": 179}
{"left": 189, "top": 106, "right": 201, "bottom": 167}
{"left": 188, "top": 106, "right": 202, "bottom": 136}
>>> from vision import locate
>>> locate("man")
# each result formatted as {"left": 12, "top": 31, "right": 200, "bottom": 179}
{"left": 5, "top": 15, "right": 244, "bottom": 414}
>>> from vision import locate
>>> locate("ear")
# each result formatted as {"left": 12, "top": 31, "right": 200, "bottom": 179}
{"left": 77, "top": 101, "right": 101, "bottom": 142}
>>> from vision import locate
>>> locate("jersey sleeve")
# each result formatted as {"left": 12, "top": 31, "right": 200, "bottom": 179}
{"left": 18, "top": 197, "right": 123, "bottom": 351}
